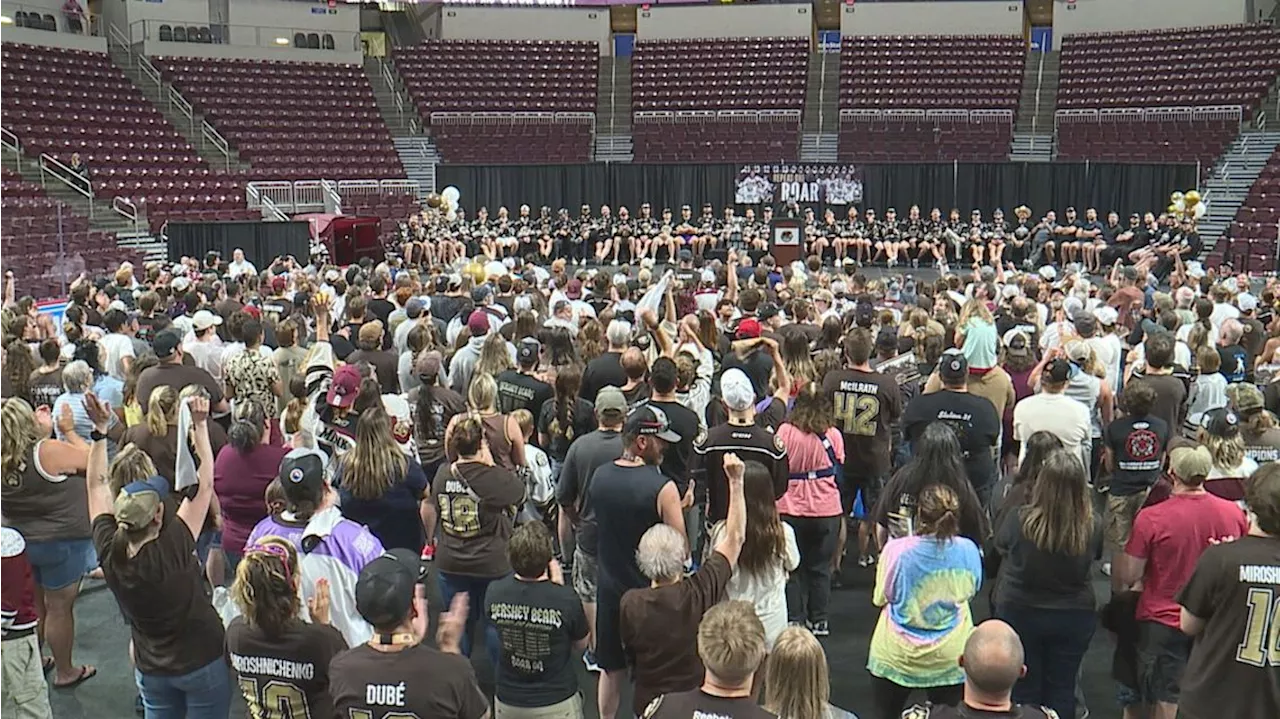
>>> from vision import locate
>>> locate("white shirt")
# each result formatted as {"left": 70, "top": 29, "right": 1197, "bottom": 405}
{"left": 710, "top": 520, "right": 798, "bottom": 649}
{"left": 1210, "top": 302, "right": 1240, "bottom": 329}
{"left": 227, "top": 260, "right": 257, "bottom": 279}
{"left": 99, "top": 332, "right": 135, "bottom": 381}
{"left": 1013, "top": 392, "right": 1092, "bottom": 471}
{"left": 1085, "top": 334, "right": 1122, "bottom": 394}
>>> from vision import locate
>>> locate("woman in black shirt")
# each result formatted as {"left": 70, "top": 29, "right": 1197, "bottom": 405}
{"left": 990, "top": 449, "right": 1101, "bottom": 719}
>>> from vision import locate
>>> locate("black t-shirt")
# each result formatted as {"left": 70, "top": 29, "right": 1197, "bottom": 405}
{"left": 904, "top": 703, "right": 1056, "bottom": 718}
{"left": 581, "top": 352, "right": 626, "bottom": 402}
{"left": 643, "top": 689, "right": 777, "bottom": 719}
{"left": 226, "top": 617, "right": 348, "bottom": 719}
{"left": 496, "top": 369, "right": 553, "bottom": 418}
{"left": 92, "top": 506, "right": 226, "bottom": 676}
{"left": 1104, "top": 414, "right": 1169, "bottom": 496}
{"left": 1100, "top": 222, "right": 1123, "bottom": 243}
{"left": 329, "top": 643, "right": 489, "bottom": 719}
{"left": 902, "top": 390, "right": 1001, "bottom": 491}
{"left": 694, "top": 421, "right": 788, "bottom": 522}
{"left": 1218, "top": 344, "right": 1250, "bottom": 383}
{"left": 722, "top": 348, "right": 774, "bottom": 402}
{"left": 991, "top": 506, "right": 1102, "bottom": 611}
{"left": 1176, "top": 535, "right": 1280, "bottom": 719}
{"left": 431, "top": 295, "right": 467, "bottom": 325}
{"left": 821, "top": 369, "right": 903, "bottom": 478}
{"left": 27, "top": 368, "right": 63, "bottom": 409}
{"left": 485, "top": 576, "right": 588, "bottom": 708}
{"left": 589, "top": 462, "right": 669, "bottom": 590}
{"left": 644, "top": 399, "right": 702, "bottom": 495}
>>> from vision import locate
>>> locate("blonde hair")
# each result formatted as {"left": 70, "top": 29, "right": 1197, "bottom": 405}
{"left": 696, "top": 600, "right": 767, "bottom": 686}
{"left": 337, "top": 403, "right": 408, "bottom": 501}
{"left": 230, "top": 536, "right": 301, "bottom": 638}
{"left": 474, "top": 333, "right": 514, "bottom": 379}
{"left": 145, "top": 385, "right": 179, "bottom": 437}
{"left": 108, "top": 444, "right": 158, "bottom": 495}
{"left": 764, "top": 627, "right": 831, "bottom": 719}
{"left": 467, "top": 372, "right": 498, "bottom": 413}
{"left": 959, "top": 297, "right": 994, "bottom": 326}
{"left": 1198, "top": 429, "right": 1246, "bottom": 472}
{"left": 1, "top": 398, "right": 42, "bottom": 483}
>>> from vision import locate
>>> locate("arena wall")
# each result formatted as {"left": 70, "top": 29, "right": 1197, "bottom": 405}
{"left": 438, "top": 7, "right": 611, "bottom": 53}
{"left": 839, "top": 1, "right": 1025, "bottom": 36}
{"left": 1051, "top": 0, "right": 1252, "bottom": 47}
{"left": 636, "top": 4, "right": 813, "bottom": 40}
{"left": 0, "top": 22, "right": 108, "bottom": 52}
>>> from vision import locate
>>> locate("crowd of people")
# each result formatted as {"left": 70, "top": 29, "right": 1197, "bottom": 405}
{"left": 0, "top": 203, "right": 1275, "bottom": 719}
{"left": 397, "top": 203, "right": 1204, "bottom": 279}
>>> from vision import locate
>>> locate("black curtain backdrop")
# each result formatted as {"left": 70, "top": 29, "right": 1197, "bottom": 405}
{"left": 437, "top": 163, "right": 1197, "bottom": 220}
{"left": 166, "top": 221, "right": 312, "bottom": 270}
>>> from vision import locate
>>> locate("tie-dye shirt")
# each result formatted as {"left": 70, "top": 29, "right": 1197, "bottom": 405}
{"left": 867, "top": 533, "right": 983, "bottom": 688}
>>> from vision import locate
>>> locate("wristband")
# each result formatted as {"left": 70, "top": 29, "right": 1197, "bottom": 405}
{"left": 90, "top": 429, "right": 108, "bottom": 442}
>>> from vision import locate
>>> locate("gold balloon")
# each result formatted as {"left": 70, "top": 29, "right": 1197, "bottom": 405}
{"left": 464, "top": 261, "right": 486, "bottom": 284}
{"left": 1184, "top": 190, "right": 1201, "bottom": 206}
{"left": 425, "top": 192, "right": 443, "bottom": 209}
{"left": 1167, "top": 204, "right": 1180, "bottom": 215}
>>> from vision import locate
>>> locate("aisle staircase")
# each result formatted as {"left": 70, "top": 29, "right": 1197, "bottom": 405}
{"left": 1197, "top": 130, "right": 1280, "bottom": 259}
{"left": 393, "top": 136, "right": 440, "bottom": 198}
{"left": 800, "top": 133, "right": 838, "bottom": 163}
{"left": 595, "top": 55, "right": 632, "bottom": 160}
{"left": 1009, "top": 132, "right": 1054, "bottom": 162}
{"left": 1015, "top": 50, "right": 1059, "bottom": 137}
{"left": 364, "top": 56, "right": 421, "bottom": 138}
{"left": 595, "top": 135, "right": 634, "bottom": 163}
{"left": 802, "top": 53, "right": 841, "bottom": 135}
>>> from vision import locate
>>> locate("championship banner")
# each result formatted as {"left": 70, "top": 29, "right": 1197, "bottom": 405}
{"left": 734, "top": 164, "right": 864, "bottom": 206}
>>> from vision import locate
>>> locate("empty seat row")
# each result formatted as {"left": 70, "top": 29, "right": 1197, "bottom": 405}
{"left": 841, "top": 34, "right": 1024, "bottom": 114}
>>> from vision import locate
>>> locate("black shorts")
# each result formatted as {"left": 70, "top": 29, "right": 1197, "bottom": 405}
{"left": 1134, "top": 620, "right": 1192, "bottom": 705}
{"left": 594, "top": 583, "right": 628, "bottom": 672}
{"left": 841, "top": 460, "right": 887, "bottom": 519}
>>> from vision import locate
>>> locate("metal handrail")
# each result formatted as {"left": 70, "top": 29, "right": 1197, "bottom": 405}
{"left": 816, "top": 52, "right": 827, "bottom": 141}
{"left": 136, "top": 51, "right": 164, "bottom": 92}
{"left": 112, "top": 196, "right": 140, "bottom": 230}
{"left": 321, "top": 179, "right": 343, "bottom": 215}
{"left": 201, "top": 122, "right": 231, "bottom": 171}
{"left": 38, "top": 153, "right": 94, "bottom": 217}
{"left": 1029, "top": 48, "right": 1046, "bottom": 152}
{"left": 260, "top": 195, "right": 288, "bottom": 222}
{"left": 1, "top": 127, "right": 21, "bottom": 171}
{"left": 168, "top": 85, "right": 194, "bottom": 128}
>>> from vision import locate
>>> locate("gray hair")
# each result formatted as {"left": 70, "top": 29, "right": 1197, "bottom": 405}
{"left": 636, "top": 524, "right": 687, "bottom": 582}
{"left": 607, "top": 320, "right": 632, "bottom": 348}
{"left": 1221, "top": 318, "right": 1244, "bottom": 344}
{"left": 62, "top": 360, "right": 93, "bottom": 393}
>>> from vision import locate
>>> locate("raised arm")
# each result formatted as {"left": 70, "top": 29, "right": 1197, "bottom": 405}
{"left": 84, "top": 393, "right": 115, "bottom": 523}
{"left": 176, "top": 397, "right": 215, "bottom": 540}
{"left": 713, "top": 453, "right": 746, "bottom": 568}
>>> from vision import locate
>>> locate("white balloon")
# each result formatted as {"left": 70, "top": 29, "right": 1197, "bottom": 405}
{"left": 442, "top": 186, "right": 461, "bottom": 204}
{"left": 1194, "top": 203, "right": 1207, "bottom": 219}
{"left": 446, "top": 209, "right": 457, "bottom": 222}
{"left": 1174, "top": 199, "right": 1186, "bottom": 212}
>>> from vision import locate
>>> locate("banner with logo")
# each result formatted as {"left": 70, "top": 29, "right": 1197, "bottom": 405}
{"left": 734, "top": 164, "right": 864, "bottom": 206}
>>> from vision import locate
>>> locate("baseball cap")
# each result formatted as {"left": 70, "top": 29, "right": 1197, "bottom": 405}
{"left": 241, "top": 304, "right": 261, "bottom": 320}
{"left": 735, "top": 318, "right": 762, "bottom": 340}
{"left": 939, "top": 349, "right": 968, "bottom": 383}
{"left": 472, "top": 285, "right": 493, "bottom": 304}
{"left": 595, "top": 386, "right": 627, "bottom": 415}
{"left": 191, "top": 310, "right": 223, "bottom": 332}
{"left": 1200, "top": 407, "right": 1240, "bottom": 438}
{"left": 516, "top": 338, "right": 540, "bottom": 366}
{"left": 1227, "top": 383, "right": 1265, "bottom": 414}
{"left": 1169, "top": 445, "right": 1213, "bottom": 482}
{"left": 876, "top": 327, "right": 898, "bottom": 350}
{"left": 405, "top": 298, "right": 427, "bottom": 319}
{"left": 1238, "top": 293, "right": 1258, "bottom": 313}
{"left": 354, "top": 548, "right": 425, "bottom": 629}
{"left": 153, "top": 328, "right": 183, "bottom": 360}
{"left": 1064, "top": 339, "right": 1092, "bottom": 365}
{"left": 1072, "top": 311, "right": 1097, "bottom": 337}
{"left": 624, "top": 404, "right": 682, "bottom": 443}
{"left": 466, "top": 310, "right": 490, "bottom": 337}
{"left": 1038, "top": 266, "right": 1057, "bottom": 282}
{"left": 170, "top": 276, "right": 192, "bottom": 292}
{"left": 855, "top": 301, "right": 876, "bottom": 328}
{"left": 358, "top": 320, "right": 384, "bottom": 345}
{"left": 1003, "top": 330, "right": 1030, "bottom": 358}
{"left": 1045, "top": 357, "right": 1072, "bottom": 384}
{"left": 677, "top": 249, "right": 693, "bottom": 263}
{"left": 414, "top": 350, "right": 442, "bottom": 381}
{"left": 277, "top": 447, "right": 330, "bottom": 505}
{"left": 327, "top": 364, "right": 362, "bottom": 408}
{"left": 720, "top": 368, "right": 756, "bottom": 412}
{"left": 271, "top": 275, "right": 287, "bottom": 293}
{"left": 1001, "top": 284, "right": 1020, "bottom": 301}
{"left": 1093, "top": 306, "right": 1119, "bottom": 327}
{"left": 114, "top": 476, "right": 170, "bottom": 531}
{"left": 758, "top": 302, "right": 780, "bottom": 321}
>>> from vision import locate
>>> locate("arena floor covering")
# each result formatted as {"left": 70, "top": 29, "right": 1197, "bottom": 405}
{"left": 51, "top": 562, "right": 1115, "bottom": 719}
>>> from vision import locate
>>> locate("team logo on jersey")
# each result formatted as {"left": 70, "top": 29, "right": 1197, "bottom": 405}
{"left": 1125, "top": 428, "right": 1159, "bottom": 462}
{"left": 393, "top": 417, "right": 412, "bottom": 445}
{"left": 774, "top": 432, "right": 785, "bottom": 451}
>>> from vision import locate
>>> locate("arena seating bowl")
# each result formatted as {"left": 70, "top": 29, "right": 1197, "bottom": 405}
{"left": 838, "top": 35, "right": 1023, "bottom": 161}
{"left": 393, "top": 40, "right": 597, "bottom": 163}
{"left": 631, "top": 37, "right": 806, "bottom": 163}
{"left": 1210, "top": 147, "right": 1280, "bottom": 272}
{"left": 1054, "top": 107, "right": 1241, "bottom": 165}
{"left": 1, "top": 42, "right": 244, "bottom": 231}
{"left": 153, "top": 56, "right": 403, "bottom": 180}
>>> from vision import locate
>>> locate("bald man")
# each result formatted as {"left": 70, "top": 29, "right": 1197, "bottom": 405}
{"left": 902, "top": 620, "right": 1060, "bottom": 718}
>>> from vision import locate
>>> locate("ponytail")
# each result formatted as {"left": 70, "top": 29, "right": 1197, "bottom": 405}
{"left": 229, "top": 398, "right": 267, "bottom": 453}
{"left": 916, "top": 483, "right": 961, "bottom": 540}
{"left": 145, "top": 385, "right": 178, "bottom": 437}
{"left": 230, "top": 537, "right": 301, "bottom": 638}
{"left": 550, "top": 365, "right": 582, "bottom": 442}
{"left": 282, "top": 376, "right": 307, "bottom": 436}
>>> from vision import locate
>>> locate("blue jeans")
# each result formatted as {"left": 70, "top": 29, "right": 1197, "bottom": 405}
{"left": 135, "top": 657, "right": 232, "bottom": 719}
{"left": 437, "top": 571, "right": 501, "bottom": 667}
{"left": 24, "top": 537, "right": 96, "bottom": 590}
{"left": 996, "top": 603, "right": 1096, "bottom": 718}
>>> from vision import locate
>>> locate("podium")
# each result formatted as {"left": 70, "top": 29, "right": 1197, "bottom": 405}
{"left": 769, "top": 218, "right": 803, "bottom": 265}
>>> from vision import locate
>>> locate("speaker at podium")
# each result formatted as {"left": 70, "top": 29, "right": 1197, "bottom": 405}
{"left": 769, "top": 218, "right": 803, "bottom": 266}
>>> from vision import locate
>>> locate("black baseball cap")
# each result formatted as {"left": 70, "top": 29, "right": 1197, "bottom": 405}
{"left": 516, "top": 338, "right": 540, "bottom": 366}
{"left": 354, "top": 548, "right": 426, "bottom": 629}
{"left": 153, "top": 328, "right": 183, "bottom": 360}
{"left": 939, "top": 349, "right": 968, "bottom": 383}
{"left": 624, "top": 405, "right": 682, "bottom": 443}
{"left": 1200, "top": 407, "right": 1240, "bottom": 439}
{"left": 758, "top": 302, "right": 780, "bottom": 321}
{"left": 277, "top": 447, "right": 329, "bottom": 507}
{"left": 1045, "top": 358, "right": 1073, "bottom": 384}
{"left": 1073, "top": 311, "right": 1097, "bottom": 337}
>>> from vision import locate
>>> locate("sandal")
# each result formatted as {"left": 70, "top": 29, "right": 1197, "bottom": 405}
{"left": 53, "top": 665, "right": 96, "bottom": 689}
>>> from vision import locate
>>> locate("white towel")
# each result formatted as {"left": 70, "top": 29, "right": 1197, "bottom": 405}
{"left": 174, "top": 398, "right": 198, "bottom": 491}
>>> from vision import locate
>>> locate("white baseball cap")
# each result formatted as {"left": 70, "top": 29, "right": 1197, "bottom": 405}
{"left": 191, "top": 310, "right": 223, "bottom": 332}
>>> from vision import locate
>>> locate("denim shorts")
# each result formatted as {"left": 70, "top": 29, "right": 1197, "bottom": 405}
{"left": 24, "top": 537, "right": 97, "bottom": 591}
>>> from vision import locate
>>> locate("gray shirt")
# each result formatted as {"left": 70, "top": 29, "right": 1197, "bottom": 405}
{"left": 555, "top": 428, "right": 623, "bottom": 555}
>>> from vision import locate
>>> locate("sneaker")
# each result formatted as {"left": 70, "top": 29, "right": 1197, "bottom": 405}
{"left": 421, "top": 543, "right": 435, "bottom": 562}
{"left": 1101, "top": 562, "right": 1112, "bottom": 577}
{"left": 808, "top": 620, "right": 830, "bottom": 637}
{"left": 857, "top": 554, "right": 877, "bottom": 568}
{"left": 582, "top": 650, "right": 602, "bottom": 673}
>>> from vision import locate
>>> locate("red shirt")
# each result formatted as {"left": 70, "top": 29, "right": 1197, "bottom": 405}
{"left": 1125, "top": 491, "right": 1249, "bottom": 628}
{"left": 213, "top": 443, "right": 290, "bottom": 555}
{"left": 1, "top": 528, "right": 39, "bottom": 639}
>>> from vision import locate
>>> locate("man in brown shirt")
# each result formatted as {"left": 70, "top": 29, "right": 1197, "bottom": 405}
{"left": 620, "top": 453, "right": 747, "bottom": 715}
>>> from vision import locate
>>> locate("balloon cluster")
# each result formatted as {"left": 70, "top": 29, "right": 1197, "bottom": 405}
{"left": 1167, "top": 190, "right": 1206, "bottom": 221}
{"left": 424, "top": 186, "right": 463, "bottom": 222}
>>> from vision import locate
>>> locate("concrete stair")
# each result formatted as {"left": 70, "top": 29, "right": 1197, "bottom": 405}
{"left": 1015, "top": 50, "right": 1059, "bottom": 136}
{"left": 1009, "top": 132, "right": 1054, "bottom": 163}
{"left": 597, "top": 56, "right": 632, "bottom": 138}
{"left": 803, "top": 53, "right": 840, "bottom": 134}
{"left": 392, "top": 136, "right": 439, "bottom": 198}
{"left": 799, "top": 133, "right": 838, "bottom": 163}
{"left": 595, "top": 134, "right": 634, "bottom": 163}
{"left": 4, "top": 146, "right": 151, "bottom": 239}
{"left": 364, "top": 56, "right": 422, "bottom": 138}
{"left": 106, "top": 38, "right": 249, "bottom": 174}
{"left": 1198, "top": 130, "right": 1280, "bottom": 257}
{"left": 1257, "top": 78, "right": 1280, "bottom": 129}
